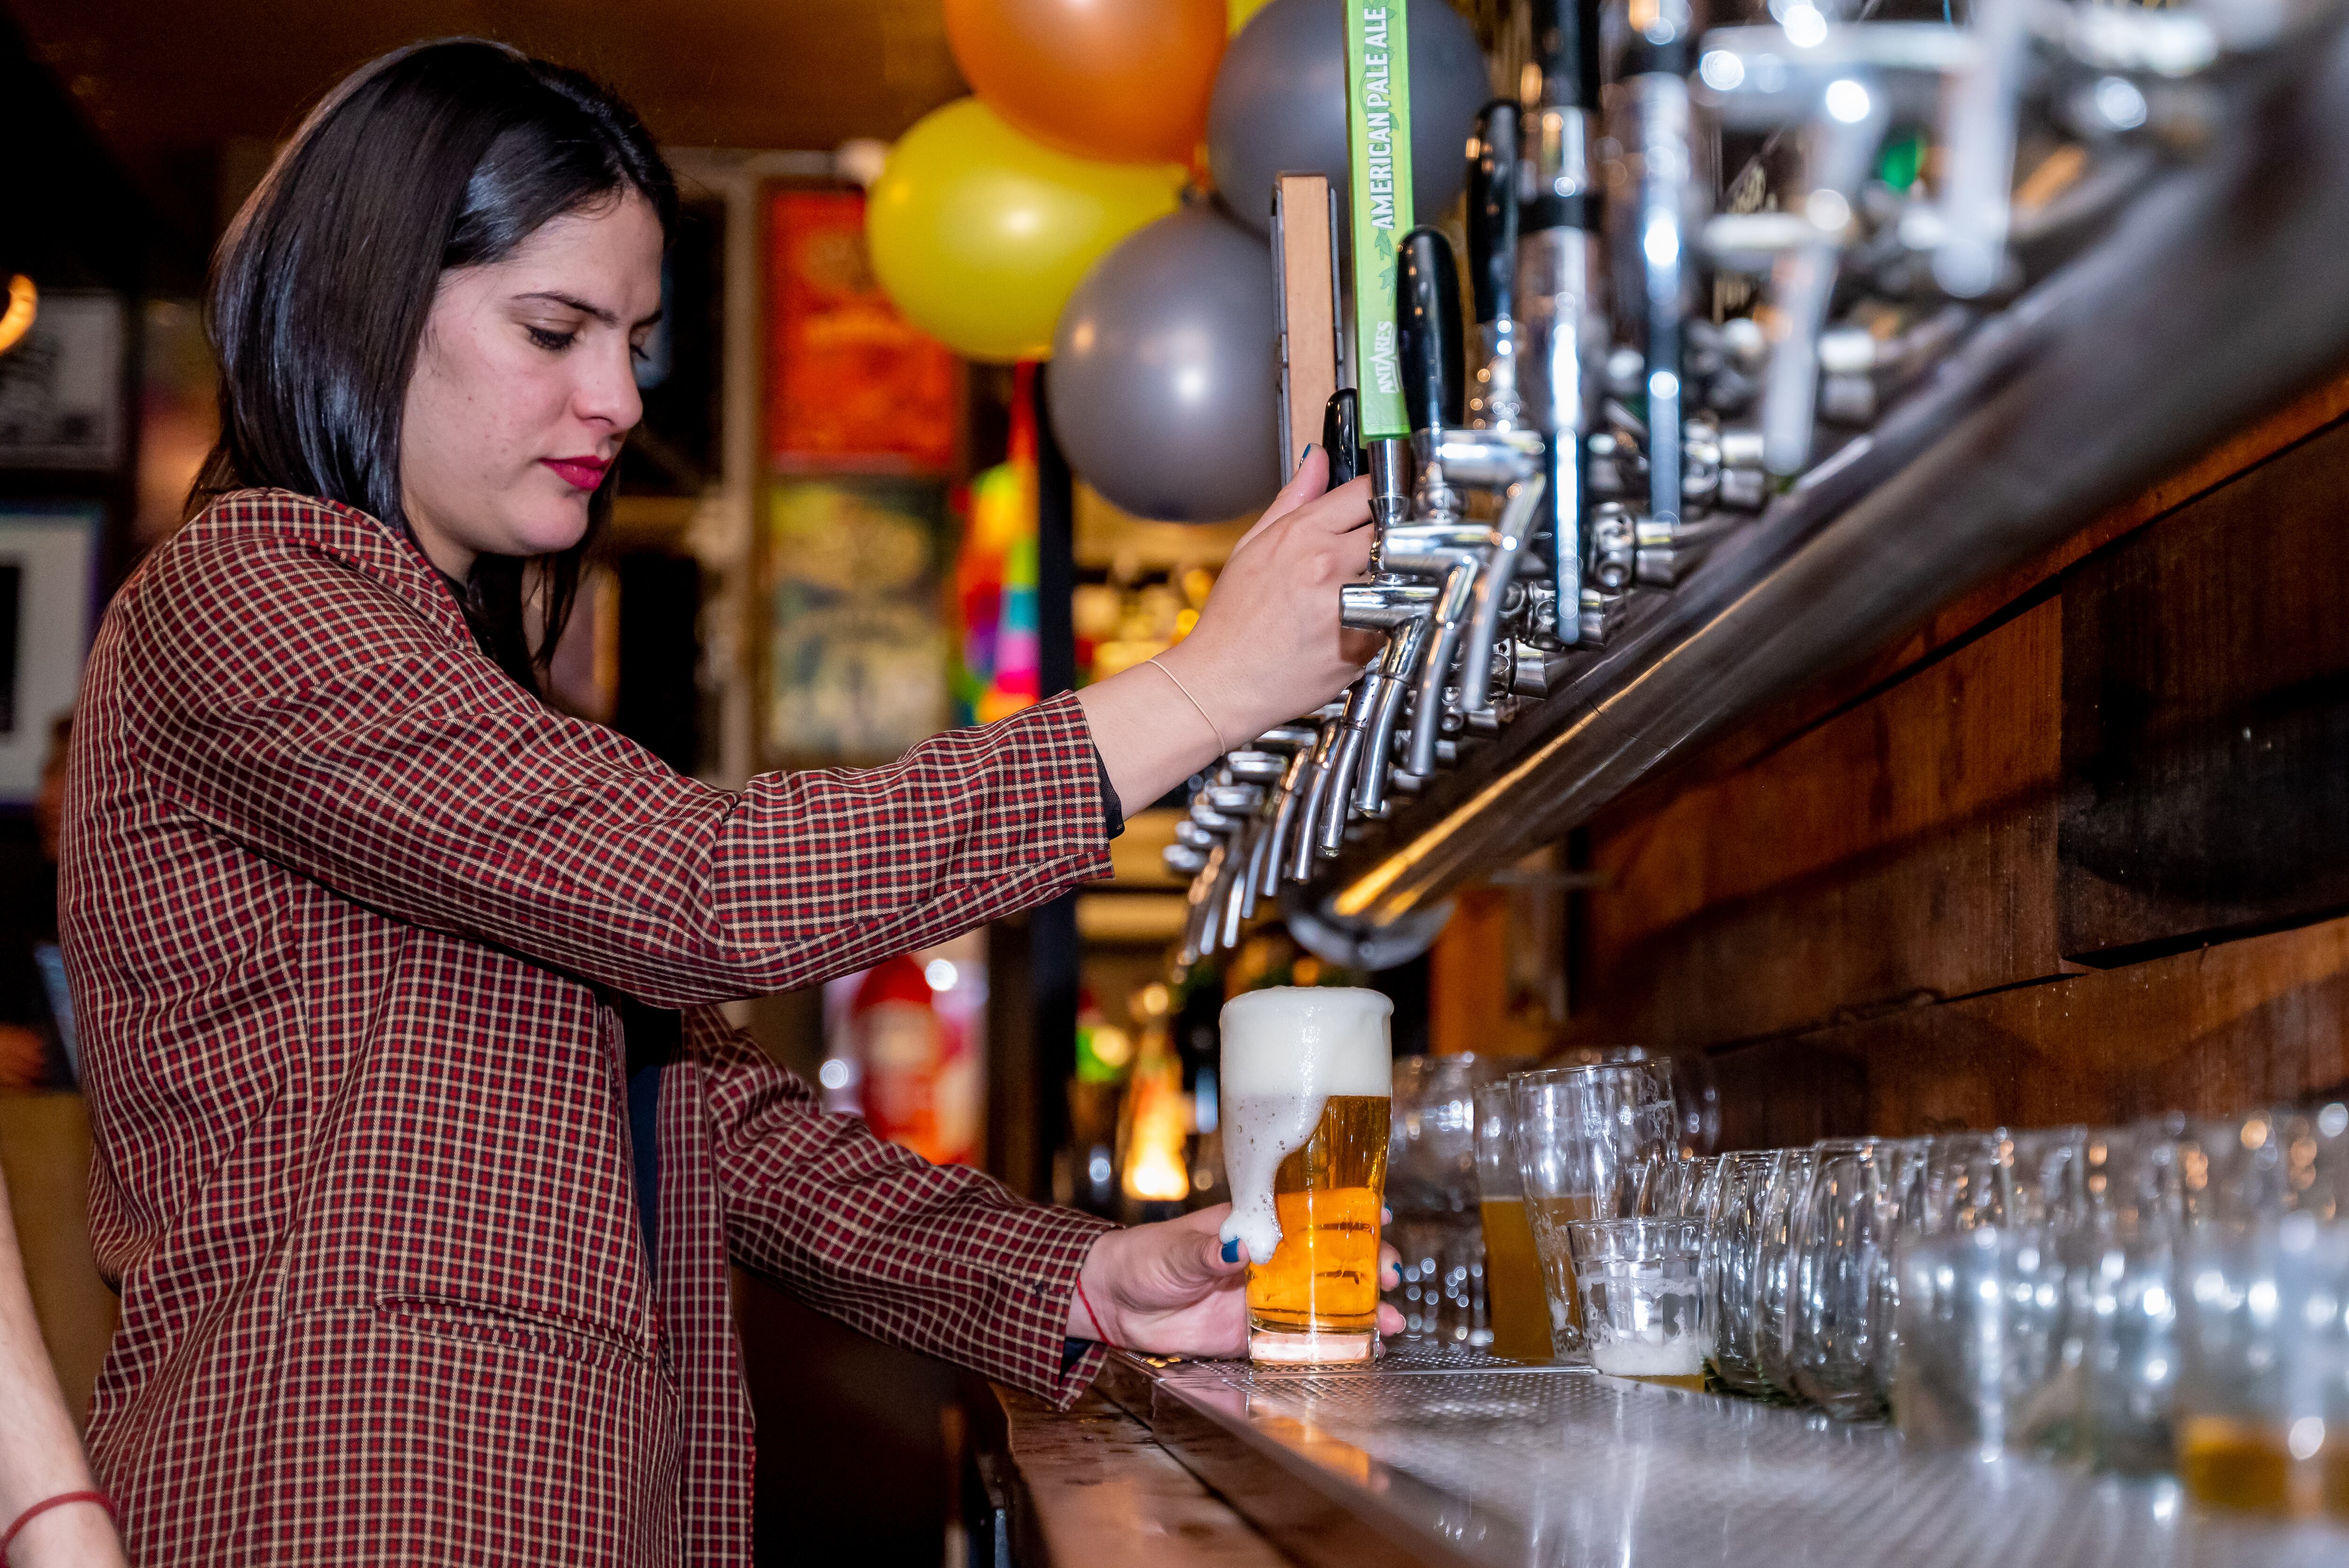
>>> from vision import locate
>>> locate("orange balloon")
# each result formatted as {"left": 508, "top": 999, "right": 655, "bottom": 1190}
{"left": 944, "top": 0, "right": 1227, "bottom": 166}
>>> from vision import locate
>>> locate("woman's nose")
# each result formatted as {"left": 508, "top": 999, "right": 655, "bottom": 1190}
{"left": 576, "top": 340, "right": 645, "bottom": 434}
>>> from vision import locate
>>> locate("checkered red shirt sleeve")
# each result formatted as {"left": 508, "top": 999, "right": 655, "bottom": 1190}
{"left": 681, "top": 1009, "right": 1113, "bottom": 1405}
{"left": 112, "top": 522, "right": 1112, "bottom": 1003}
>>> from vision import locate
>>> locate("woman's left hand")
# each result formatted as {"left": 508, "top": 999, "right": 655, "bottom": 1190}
{"left": 1068, "top": 1204, "right": 1404, "bottom": 1357}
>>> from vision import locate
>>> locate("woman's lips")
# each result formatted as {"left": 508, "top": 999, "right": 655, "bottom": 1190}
{"left": 542, "top": 457, "right": 610, "bottom": 491}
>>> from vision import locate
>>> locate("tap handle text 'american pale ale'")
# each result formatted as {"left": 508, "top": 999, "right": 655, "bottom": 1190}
{"left": 1219, "top": 986, "right": 1393, "bottom": 1365}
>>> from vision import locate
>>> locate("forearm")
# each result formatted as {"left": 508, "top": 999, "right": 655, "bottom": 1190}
{"left": 0, "top": 1185, "right": 121, "bottom": 1566}
{"left": 689, "top": 1011, "right": 1114, "bottom": 1403}
{"left": 1076, "top": 659, "right": 1229, "bottom": 816}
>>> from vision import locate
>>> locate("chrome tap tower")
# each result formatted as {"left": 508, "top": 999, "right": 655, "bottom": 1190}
{"left": 1178, "top": 0, "right": 2349, "bottom": 964}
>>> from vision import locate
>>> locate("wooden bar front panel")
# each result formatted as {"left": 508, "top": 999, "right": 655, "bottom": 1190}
{"left": 1569, "top": 375, "right": 2349, "bottom": 1140}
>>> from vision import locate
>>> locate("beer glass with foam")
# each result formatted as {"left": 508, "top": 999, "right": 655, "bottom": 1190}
{"left": 1219, "top": 986, "right": 1392, "bottom": 1365}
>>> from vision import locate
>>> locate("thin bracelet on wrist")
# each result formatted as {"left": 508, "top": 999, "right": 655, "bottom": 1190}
{"left": 1145, "top": 655, "right": 1229, "bottom": 754}
{"left": 1, "top": 1490, "right": 117, "bottom": 1558}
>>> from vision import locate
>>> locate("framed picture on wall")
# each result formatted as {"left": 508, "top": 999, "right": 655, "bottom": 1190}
{"left": 0, "top": 505, "right": 101, "bottom": 801}
{"left": 765, "top": 187, "right": 957, "bottom": 472}
{"left": 759, "top": 475, "right": 951, "bottom": 767}
{"left": 0, "top": 292, "right": 126, "bottom": 471}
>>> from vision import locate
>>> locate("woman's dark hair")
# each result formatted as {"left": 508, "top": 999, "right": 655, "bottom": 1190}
{"left": 193, "top": 38, "right": 677, "bottom": 692}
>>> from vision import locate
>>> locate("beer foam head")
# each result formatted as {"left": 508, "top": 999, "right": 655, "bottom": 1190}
{"left": 1217, "top": 987, "right": 1392, "bottom": 1267}
{"left": 1218, "top": 986, "right": 1392, "bottom": 1099}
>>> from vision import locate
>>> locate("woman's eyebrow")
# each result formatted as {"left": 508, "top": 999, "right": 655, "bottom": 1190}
{"left": 513, "top": 290, "right": 665, "bottom": 331}
{"left": 515, "top": 289, "right": 619, "bottom": 326}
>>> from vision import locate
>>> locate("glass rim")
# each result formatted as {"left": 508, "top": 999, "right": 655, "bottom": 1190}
{"left": 1507, "top": 1060, "right": 1669, "bottom": 1087}
{"left": 1562, "top": 1215, "right": 1708, "bottom": 1259}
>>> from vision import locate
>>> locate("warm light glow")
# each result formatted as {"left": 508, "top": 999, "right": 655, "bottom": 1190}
{"left": 0, "top": 276, "right": 35, "bottom": 357}
{"left": 1123, "top": 1079, "right": 1191, "bottom": 1202}
{"left": 1125, "top": 1136, "right": 1190, "bottom": 1202}
{"left": 1089, "top": 1026, "right": 1134, "bottom": 1069}
{"left": 1121, "top": 1025, "right": 1190, "bottom": 1203}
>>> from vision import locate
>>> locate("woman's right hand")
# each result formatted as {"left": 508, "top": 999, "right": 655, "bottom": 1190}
{"left": 1077, "top": 448, "right": 1376, "bottom": 812}
{"left": 1159, "top": 447, "right": 1378, "bottom": 743}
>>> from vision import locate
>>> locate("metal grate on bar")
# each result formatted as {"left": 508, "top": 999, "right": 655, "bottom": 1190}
{"left": 1126, "top": 1351, "right": 2349, "bottom": 1568}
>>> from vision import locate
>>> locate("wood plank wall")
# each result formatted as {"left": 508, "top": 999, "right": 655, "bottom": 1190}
{"left": 1566, "top": 372, "right": 2349, "bottom": 1148}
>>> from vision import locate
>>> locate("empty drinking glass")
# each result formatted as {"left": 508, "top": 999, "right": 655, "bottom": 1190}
{"left": 1893, "top": 1225, "right": 2073, "bottom": 1453}
{"left": 1869, "top": 1137, "right": 1933, "bottom": 1398}
{"left": 1646, "top": 1154, "right": 1723, "bottom": 1220}
{"left": 1789, "top": 1144, "right": 1898, "bottom": 1420}
{"left": 1567, "top": 1218, "right": 1714, "bottom": 1390}
{"left": 1753, "top": 1147, "right": 1822, "bottom": 1400}
{"left": 1920, "top": 1131, "right": 2007, "bottom": 1233}
{"left": 1706, "top": 1150, "right": 1782, "bottom": 1397}
{"left": 1513, "top": 1062, "right": 1678, "bottom": 1360}
{"left": 2072, "top": 1115, "right": 2191, "bottom": 1475}
{"left": 1474, "top": 1077, "right": 1552, "bottom": 1362}
{"left": 1387, "top": 1054, "right": 1504, "bottom": 1345}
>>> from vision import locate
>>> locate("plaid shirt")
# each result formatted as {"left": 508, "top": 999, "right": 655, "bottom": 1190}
{"left": 60, "top": 489, "right": 1117, "bottom": 1564}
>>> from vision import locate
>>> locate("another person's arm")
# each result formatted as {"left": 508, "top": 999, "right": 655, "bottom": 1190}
{"left": 0, "top": 1175, "right": 124, "bottom": 1568}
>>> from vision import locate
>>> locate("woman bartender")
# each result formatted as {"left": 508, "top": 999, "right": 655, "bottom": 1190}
{"left": 60, "top": 39, "right": 1386, "bottom": 1565}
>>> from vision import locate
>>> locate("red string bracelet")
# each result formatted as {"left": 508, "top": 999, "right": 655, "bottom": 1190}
{"left": 2, "top": 1490, "right": 117, "bottom": 1557}
{"left": 1074, "top": 1274, "right": 1119, "bottom": 1350}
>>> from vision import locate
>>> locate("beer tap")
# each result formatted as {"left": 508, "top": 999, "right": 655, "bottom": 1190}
{"left": 1289, "top": 393, "right": 1369, "bottom": 877}
{"left": 1933, "top": 0, "right": 2029, "bottom": 300}
{"left": 1252, "top": 720, "right": 1326, "bottom": 899}
{"left": 1468, "top": 100, "right": 1525, "bottom": 432}
{"left": 1390, "top": 229, "right": 1495, "bottom": 785}
{"left": 1458, "top": 472, "right": 1550, "bottom": 713}
{"left": 1627, "top": 0, "right": 1696, "bottom": 537}
{"left": 1332, "top": 255, "right": 1451, "bottom": 830}
{"left": 1335, "top": 581, "right": 1439, "bottom": 828}
{"left": 1519, "top": 0, "right": 1603, "bottom": 647}
{"left": 1759, "top": 81, "right": 1888, "bottom": 475}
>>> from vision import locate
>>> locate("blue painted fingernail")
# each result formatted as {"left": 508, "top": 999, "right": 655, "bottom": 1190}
{"left": 1303, "top": 442, "right": 1320, "bottom": 458}
{"left": 1220, "top": 1237, "right": 1240, "bottom": 1264}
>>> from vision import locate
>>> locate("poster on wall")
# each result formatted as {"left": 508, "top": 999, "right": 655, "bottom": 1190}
{"left": 766, "top": 188, "right": 956, "bottom": 471}
{"left": 0, "top": 293, "right": 126, "bottom": 471}
{"left": 761, "top": 476, "right": 950, "bottom": 765}
{"left": 0, "top": 505, "right": 101, "bottom": 800}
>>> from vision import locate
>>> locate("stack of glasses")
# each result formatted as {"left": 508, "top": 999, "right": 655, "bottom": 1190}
{"left": 1475, "top": 1071, "right": 2349, "bottom": 1523}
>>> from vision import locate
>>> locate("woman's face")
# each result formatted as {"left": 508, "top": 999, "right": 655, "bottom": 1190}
{"left": 399, "top": 191, "right": 664, "bottom": 578}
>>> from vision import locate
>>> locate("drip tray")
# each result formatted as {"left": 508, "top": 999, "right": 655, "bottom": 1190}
{"left": 1097, "top": 1346, "right": 2349, "bottom": 1568}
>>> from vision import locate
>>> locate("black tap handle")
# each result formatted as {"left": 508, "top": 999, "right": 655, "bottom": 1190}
{"left": 1467, "top": 101, "right": 1521, "bottom": 329}
{"left": 1398, "top": 227, "right": 1464, "bottom": 436}
{"left": 1531, "top": 0, "right": 1603, "bottom": 110}
{"left": 1321, "top": 390, "right": 1361, "bottom": 484}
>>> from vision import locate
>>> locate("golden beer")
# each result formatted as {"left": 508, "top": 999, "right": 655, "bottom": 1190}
{"left": 1478, "top": 1197, "right": 1552, "bottom": 1362}
{"left": 1219, "top": 986, "right": 1394, "bottom": 1366}
{"left": 1613, "top": 1369, "right": 1709, "bottom": 1392}
{"left": 2178, "top": 1414, "right": 2349, "bottom": 1520}
{"left": 1244, "top": 1094, "right": 1391, "bottom": 1351}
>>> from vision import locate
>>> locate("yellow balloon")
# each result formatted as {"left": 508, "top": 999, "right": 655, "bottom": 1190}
{"left": 867, "top": 99, "right": 1184, "bottom": 363}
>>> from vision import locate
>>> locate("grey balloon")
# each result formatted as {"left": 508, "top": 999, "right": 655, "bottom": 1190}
{"left": 1049, "top": 206, "right": 1281, "bottom": 524}
{"left": 1208, "top": 0, "right": 1491, "bottom": 237}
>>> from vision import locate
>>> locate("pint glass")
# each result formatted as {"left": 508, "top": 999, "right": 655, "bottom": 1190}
{"left": 1219, "top": 986, "right": 1393, "bottom": 1365}
{"left": 1511, "top": 1061, "right": 1676, "bottom": 1361}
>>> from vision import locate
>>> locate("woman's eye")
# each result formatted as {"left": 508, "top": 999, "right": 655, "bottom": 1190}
{"left": 629, "top": 340, "right": 651, "bottom": 363}
{"left": 526, "top": 326, "right": 577, "bottom": 352}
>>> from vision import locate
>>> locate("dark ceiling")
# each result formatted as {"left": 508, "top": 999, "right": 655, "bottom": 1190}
{"left": 8, "top": 0, "right": 967, "bottom": 263}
